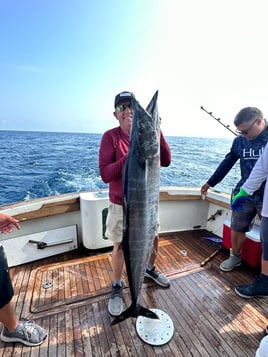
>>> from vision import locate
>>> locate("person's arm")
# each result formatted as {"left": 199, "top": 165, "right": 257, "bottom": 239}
{"left": 242, "top": 143, "right": 268, "bottom": 195}
{"left": 201, "top": 140, "right": 239, "bottom": 196}
{"left": 0, "top": 213, "right": 21, "bottom": 234}
{"left": 99, "top": 132, "right": 127, "bottom": 183}
{"left": 160, "top": 131, "right": 171, "bottom": 167}
{"left": 206, "top": 149, "right": 238, "bottom": 187}
{"left": 201, "top": 151, "right": 238, "bottom": 196}
{"left": 231, "top": 143, "right": 268, "bottom": 210}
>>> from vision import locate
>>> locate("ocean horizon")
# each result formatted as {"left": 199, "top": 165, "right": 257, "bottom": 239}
{"left": 0, "top": 130, "right": 239, "bottom": 206}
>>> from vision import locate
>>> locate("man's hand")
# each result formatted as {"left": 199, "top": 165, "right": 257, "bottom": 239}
{"left": 201, "top": 183, "right": 210, "bottom": 196}
{"left": 0, "top": 213, "right": 21, "bottom": 234}
{"left": 231, "top": 188, "right": 249, "bottom": 211}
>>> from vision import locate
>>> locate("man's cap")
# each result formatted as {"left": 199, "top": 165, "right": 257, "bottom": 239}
{"left": 114, "top": 91, "right": 134, "bottom": 108}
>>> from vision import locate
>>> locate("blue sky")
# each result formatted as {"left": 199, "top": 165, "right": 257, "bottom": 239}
{"left": 1, "top": 0, "right": 268, "bottom": 138}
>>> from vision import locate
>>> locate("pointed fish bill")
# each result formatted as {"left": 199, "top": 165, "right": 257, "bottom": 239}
{"left": 112, "top": 91, "right": 160, "bottom": 325}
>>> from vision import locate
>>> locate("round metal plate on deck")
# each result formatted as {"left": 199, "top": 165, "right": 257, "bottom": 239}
{"left": 136, "top": 308, "right": 174, "bottom": 346}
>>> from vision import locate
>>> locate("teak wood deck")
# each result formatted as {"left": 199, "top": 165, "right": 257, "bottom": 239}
{"left": 1, "top": 229, "right": 267, "bottom": 357}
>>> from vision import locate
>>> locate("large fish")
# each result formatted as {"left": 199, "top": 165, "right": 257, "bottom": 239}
{"left": 111, "top": 91, "right": 160, "bottom": 325}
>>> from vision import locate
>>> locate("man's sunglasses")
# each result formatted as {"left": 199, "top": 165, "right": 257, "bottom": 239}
{"left": 115, "top": 103, "right": 133, "bottom": 112}
{"left": 235, "top": 118, "right": 259, "bottom": 135}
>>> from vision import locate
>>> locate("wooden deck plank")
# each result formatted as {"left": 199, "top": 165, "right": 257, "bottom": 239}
{"left": 64, "top": 264, "right": 72, "bottom": 302}
{"left": 58, "top": 266, "right": 65, "bottom": 303}
{"left": 143, "top": 281, "right": 211, "bottom": 357}
{"left": 69, "top": 262, "right": 78, "bottom": 298}
{"left": 179, "top": 272, "right": 248, "bottom": 356}
{"left": 79, "top": 263, "right": 90, "bottom": 296}
{"left": 48, "top": 313, "right": 58, "bottom": 356}
{"left": 197, "top": 271, "right": 263, "bottom": 336}
{"left": 74, "top": 264, "right": 84, "bottom": 298}
{"left": 65, "top": 309, "right": 75, "bottom": 357}
{"left": 92, "top": 301, "right": 111, "bottom": 356}
{"left": 0, "top": 230, "right": 267, "bottom": 356}
{"left": 84, "top": 260, "right": 95, "bottom": 293}
{"left": 86, "top": 302, "right": 103, "bottom": 356}
{"left": 78, "top": 305, "right": 93, "bottom": 356}
{"left": 72, "top": 307, "right": 85, "bottom": 357}
{"left": 57, "top": 311, "right": 67, "bottom": 357}
{"left": 99, "top": 299, "right": 126, "bottom": 356}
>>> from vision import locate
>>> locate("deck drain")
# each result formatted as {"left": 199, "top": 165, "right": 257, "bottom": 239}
{"left": 42, "top": 281, "right": 53, "bottom": 289}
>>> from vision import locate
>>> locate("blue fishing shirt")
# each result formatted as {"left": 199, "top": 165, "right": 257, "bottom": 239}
{"left": 207, "top": 125, "right": 268, "bottom": 202}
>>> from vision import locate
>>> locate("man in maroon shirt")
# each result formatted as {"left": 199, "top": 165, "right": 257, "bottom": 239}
{"left": 99, "top": 91, "right": 171, "bottom": 316}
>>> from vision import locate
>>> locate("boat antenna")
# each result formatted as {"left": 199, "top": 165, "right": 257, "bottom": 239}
{"left": 200, "top": 106, "right": 238, "bottom": 136}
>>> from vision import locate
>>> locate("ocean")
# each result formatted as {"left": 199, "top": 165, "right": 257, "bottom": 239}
{"left": 0, "top": 130, "right": 240, "bottom": 206}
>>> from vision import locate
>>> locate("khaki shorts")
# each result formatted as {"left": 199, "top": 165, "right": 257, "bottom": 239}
{"left": 105, "top": 202, "right": 160, "bottom": 243}
{"left": 105, "top": 203, "right": 123, "bottom": 243}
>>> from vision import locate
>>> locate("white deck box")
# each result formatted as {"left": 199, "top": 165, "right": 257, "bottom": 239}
{"left": 1, "top": 225, "right": 78, "bottom": 267}
{"left": 80, "top": 191, "right": 113, "bottom": 250}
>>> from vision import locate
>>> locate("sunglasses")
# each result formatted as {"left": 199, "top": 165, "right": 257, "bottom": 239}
{"left": 235, "top": 118, "right": 259, "bottom": 135}
{"left": 115, "top": 103, "right": 133, "bottom": 112}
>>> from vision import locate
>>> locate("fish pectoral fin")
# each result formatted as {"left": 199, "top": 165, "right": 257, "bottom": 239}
{"left": 111, "top": 303, "right": 159, "bottom": 326}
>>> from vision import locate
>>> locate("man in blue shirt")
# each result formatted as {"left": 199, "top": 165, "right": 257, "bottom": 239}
{"left": 201, "top": 107, "right": 268, "bottom": 271}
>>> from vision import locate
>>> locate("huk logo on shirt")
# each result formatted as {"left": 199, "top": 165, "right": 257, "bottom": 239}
{"left": 242, "top": 147, "right": 264, "bottom": 159}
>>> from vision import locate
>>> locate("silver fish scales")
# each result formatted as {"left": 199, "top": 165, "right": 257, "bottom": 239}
{"left": 112, "top": 91, "right": 160, "bottom": 325}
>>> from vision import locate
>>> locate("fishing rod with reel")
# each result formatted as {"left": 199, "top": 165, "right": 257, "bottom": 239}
{"left": 200, "top": 106, "right": 238, "bottom": 136}
{"left": 200, "top": 105, "right": 237, "bottom": 268}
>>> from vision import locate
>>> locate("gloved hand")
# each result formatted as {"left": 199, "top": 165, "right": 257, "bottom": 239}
{"left": 231, "top": 188, "right": 249, "bottom": 211}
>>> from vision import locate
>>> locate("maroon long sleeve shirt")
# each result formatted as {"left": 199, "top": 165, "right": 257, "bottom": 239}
{"left": 99, "top": 126, "right": 171, "bottom": 205}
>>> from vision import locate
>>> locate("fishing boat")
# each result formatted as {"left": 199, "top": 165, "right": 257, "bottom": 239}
{"left": 0, "top": 186, "right": 265, "bottom": 356}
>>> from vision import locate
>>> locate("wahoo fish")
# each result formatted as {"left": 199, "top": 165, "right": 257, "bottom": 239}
{"left": 111, "top": 91, "right": 160, "bottom": 325}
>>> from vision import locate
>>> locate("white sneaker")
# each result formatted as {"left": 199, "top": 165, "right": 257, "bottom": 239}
{"left": 1, "top": 320, "right": 47, "bottom": 346}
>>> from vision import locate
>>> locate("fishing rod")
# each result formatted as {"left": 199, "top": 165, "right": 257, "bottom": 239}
{"left": 200, "top": 106, "right": 238, "bottom": 136}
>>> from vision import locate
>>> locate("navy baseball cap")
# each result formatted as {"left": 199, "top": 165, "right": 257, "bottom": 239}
{"left": 114, "top": 91, "right": 135, "bottom": 108}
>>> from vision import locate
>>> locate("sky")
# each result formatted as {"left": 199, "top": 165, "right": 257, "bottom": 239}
{"left": 1, "top": 0, "right": 268, "bottom": 138}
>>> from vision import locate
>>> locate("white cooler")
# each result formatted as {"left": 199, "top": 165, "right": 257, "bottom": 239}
{"left": 80, "top": 191, "right": 113, "bottom": 250}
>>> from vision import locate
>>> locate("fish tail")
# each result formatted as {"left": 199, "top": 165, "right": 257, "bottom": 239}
{"left": 111, "top": 303, "right": 159, "bottom": 325}
{"left": 138, "top": 305, "right": 159, "bottom": 320}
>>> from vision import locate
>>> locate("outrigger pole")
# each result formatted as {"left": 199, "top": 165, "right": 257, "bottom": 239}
{"left": 200, "top": 106, "right": 238, "bottom": 136}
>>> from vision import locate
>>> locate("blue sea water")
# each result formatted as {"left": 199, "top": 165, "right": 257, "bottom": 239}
{"left": 0, "top": 130, "right": 240, "bottom": 206}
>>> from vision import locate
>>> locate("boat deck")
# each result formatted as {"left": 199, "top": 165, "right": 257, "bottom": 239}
{"left": 1, "top": 229, "right": 266, "bottom": 357}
